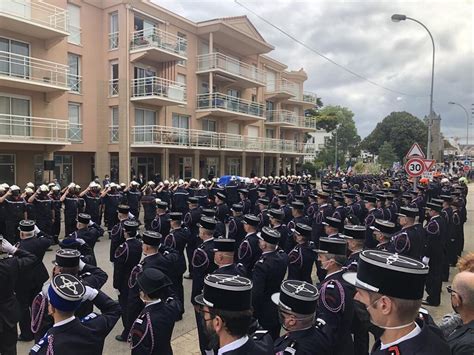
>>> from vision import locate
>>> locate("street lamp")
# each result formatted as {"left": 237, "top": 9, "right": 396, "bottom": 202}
{"left": 391, "top": 14, "right": 435, "bottom": 159}
{"left": 448, "top": 101, "right": 470, "bottom": 146}
{"left": 334, "top": 124, "right": 341, "bottom": 171}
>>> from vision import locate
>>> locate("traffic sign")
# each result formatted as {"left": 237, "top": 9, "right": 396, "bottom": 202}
{"left": 422, "top": 171, "right": 434, "bottom": 180}
{"left": 405, "top": 158, "right": 425, "bottom": 177}
{"left": 423, "top": 159, "right": 436, "bottom": 171}
{"left": 464, "top": 165, "right": 470, "bottom": 172}
{"left": 406, "top": 143, "right": 425, "bottom": 159}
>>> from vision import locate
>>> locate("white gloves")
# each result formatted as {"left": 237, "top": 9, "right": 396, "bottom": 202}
{"left": 34, "top": 225, "right": 41, "bottom": 235}
{"left": 78, "top": 259, "right": 86, "bottom": 271}
{"left": 114, "top": 289, "right": 121, "bottom": 296}
{"left": 1, "top": 238, "right": 17, "bottom": 254}
{"left": 88, "top": 220, "right": 94, "bottom": 227}
{"left": 82, "top": 286, "right": 99, "bottom": 301}
{"left": 422, "top": 256, "right": 430, "bottom": 265}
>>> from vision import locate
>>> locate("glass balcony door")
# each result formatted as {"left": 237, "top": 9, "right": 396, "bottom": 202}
{"left": 0, "top": 37, "right": 30, "bottom": 79}
{"left": 0, "top": 95, "right": 30, "bottom": 137}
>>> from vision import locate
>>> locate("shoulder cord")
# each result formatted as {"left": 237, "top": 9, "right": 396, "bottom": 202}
{"left": 395, "top": 233, "right": 410, "bottom": 253}
{"left": 320, "top": 279, "right": 345, "bottom": 313}
{"left": 129, "top": 312, "right": 154, "bottom": 354}
{"left": 31, "top": 294, "right": 46, "bottom": 334}
{"left": 128, "top": 263, "right": 143, "bottom": 288}
{"left": 46, "top": 334, "right": 54, "bottom": 355}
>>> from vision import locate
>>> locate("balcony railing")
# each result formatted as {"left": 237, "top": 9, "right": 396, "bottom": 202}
{"left": 0, "top": 51, "right": 69, "bottom": 89}
{"left": 0, "top": 114, "right": 69, "bottom": 144}
{"left": 197, "top": 93, "right": 264, "bottom": 118}
{"left": 302, "top": 91, "right": 317, "bottom": 104}
{"left": 131, "top": 125, "right": 309, "bottom": 154}
{"left": 68, "top": 123, "right": 82, "bottom": 142}
{"left": 131, "top": 77, "right": 186, "bottom": 103}
{"left": 109, "top": 125, "right": 119, "bottom": 143}
{"left": 109, "top": 32, "right": 119, "bottom": 49}
{"left": 68, "top": 74, "right": 81, "bottom": 93}
{"left": 266, "top": 78, "right": 298, "bottom": 96}
{"left": 0, "top": 0, "right": 68, "bottom": 33}
{"left": 197, "top": 53, "right": 266, "bottom": 85}
{"left": 109, "top": 79, "right": 119, "bottom": 96}
{"left": 130, "top": 28, "right": 187, "bottom": 57}
{"left": 265, "top": 110, "right": 317, "bottom": 129}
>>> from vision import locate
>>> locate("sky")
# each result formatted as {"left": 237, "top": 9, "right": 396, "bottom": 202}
{"left": 155, "top": 0, "right": 473, "bottom": 141}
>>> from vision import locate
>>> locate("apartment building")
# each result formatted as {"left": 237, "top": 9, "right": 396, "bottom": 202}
{"left": 0, "top": 0, "right": 318, "bottom": 187}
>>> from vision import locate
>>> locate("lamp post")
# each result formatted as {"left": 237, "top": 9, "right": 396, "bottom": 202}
{"left": 448, "top": 101, "right": 470, "bottom": 147}
{"left": 334, "top": 124, "right": 341, "bottom": 172}
{"left": 391, "top": 14, "right": 435, "bottom": 158}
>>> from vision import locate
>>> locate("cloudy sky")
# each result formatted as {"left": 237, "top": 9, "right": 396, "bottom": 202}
{"left": 156, "top": 0, "right": 473, "bottom": 141}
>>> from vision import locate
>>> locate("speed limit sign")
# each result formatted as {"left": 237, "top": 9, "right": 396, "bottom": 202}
{"left": 405, "top": 158, "right": 425, "bottom": 177}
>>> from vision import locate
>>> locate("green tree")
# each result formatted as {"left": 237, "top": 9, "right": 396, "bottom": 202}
{"left": 378, "top": 142, "right": 398, "bottom": 168}
{"left": 313, "top": 106, "right": 361, "bottom": 167}
{"left": 361, "top": 111, "right": 428, "bottom": 160}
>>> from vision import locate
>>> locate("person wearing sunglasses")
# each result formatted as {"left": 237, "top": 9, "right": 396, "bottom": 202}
{"left": 446, "top": 271, "right": 474, "bottom": 355}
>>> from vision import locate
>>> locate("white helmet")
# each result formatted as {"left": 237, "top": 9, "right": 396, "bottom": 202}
{"left": 52, "top": 186, "right": 60, "bottom": 192}
{"left": 178, "top": 179, "right": 184, "bottom": 185}
{"left": 441, "top": 178, "right": 449, "bottom": 184}
{"left": 131, "top": 181, "right": 140, "bottom": 186}
{"left": 164, "top": 180, "right": 170, "bottom": 185}
{"left": 25, "top": 187, "right": 34, "bottom": 194}
{"left": 10, "top": 185, "right": 20, "bottom": 191}
{"left": 39, "top": 184, "right": 49, "bottom": 192}
{"left": 26, "top": 182, "right": 34, "bottom": 189}
{"left": 75, "top": 185, "right": 81, "bottom": 190}
{"left": 148, "top": 181, "right": 156, "bottom": 186}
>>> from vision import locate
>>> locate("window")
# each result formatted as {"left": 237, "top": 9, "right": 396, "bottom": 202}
{"left": 0, "top": 37, "right": 30, "bottom": 79}
{"left": 135, "top": 108, "right": 155, "bottom": 142}
{"left": 110, "top": 62, "right": 119, "bottom": 96}
{"left": 109, "top": 12, "right": 119, "bottom": 49}
{"left": 228, "top": 158, "right": 240, "bottom": 176}
{"left": 202, "top": 119, "right": 216, "bottom": 132}
{"left": 68, "top": 103, "right": 82, "bottom": 142}
{"left": 266, "top": 129, "right": 275, "bottom": 138}
{"left": 67, "top": 3, "right": 81, "bottom": 45}
{"left": 110, "top": 107, "right": 119, "bottom": 143}
{"left": 0, "top": 95, "right": 30, "bottom": 137}
{"left": 177, "top": 32, "right": 187, "bottom": 65}
{"left": 0, "top": 154, "right": 15, "bottom": 185}
{"left": 172, "top": 113, "right": 189, "bottom": 129}
{"left": 110, "top": 155, "right": 119, "bottom": 182}
{"left": 227, "top": 89, "right": 240, "bottom": 98}
{"left": 176, "top": 74, "right": 186, "bottom": 86}
{"left": 68, "top": 53, "right": 81, "bottom": 92}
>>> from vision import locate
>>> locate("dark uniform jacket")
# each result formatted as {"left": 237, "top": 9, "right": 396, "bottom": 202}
{"left": 30, "top": 291, "right": 121, "bottom": 355}
{"left": 237, "top": 232, "right": 261, "bottom": 276}
{"left": 112, "top": 238, "right": 142, "bottom": 291}
{"left": 371, "top": 319, "right": 451, "bottom": 355}
{"left": 251, "top": 250, "right": 288, "bottom": 332}
{"left": 364, "top": 208, "right": 384, "bottom": 248}
{"left": 129, "top": 297, "right": 181, "bottom": 355}
{"left": 212, "top": 263, "right": 246, "bottom": 276}
{"left": 388, "top": 224, "right": 424, "bottom": 260}
{"left": 287, "top": 242, "right": 316, "bottom": 284}
{"left": 191, "top": 238, "right": 217, "bottom": 305}
{"left": 273, "top": 326, "right": 331, "bottom": 355}
{"left": 228, "top": 215, "right": 246, "bottom": 249}
{"left": 218, "top": 335, "right": 273, "bottom": 354}
{"left": 311, "top": 204, "right": 334, "bottom": 243}
{"left": 151, "top": 212, "right": 171, "bottom": 237}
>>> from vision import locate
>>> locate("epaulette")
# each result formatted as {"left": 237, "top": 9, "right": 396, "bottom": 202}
{"left": 165, "top": 297, "right": 175, "bottom": 303}
{"left": 81, "top": 312, "right": 98, "bottom": 322}
{"left": 251, "top": 329, "right": 269, "bottom": 341}
{"left": 80, "top": 272, "right": 92, "bottom": 278}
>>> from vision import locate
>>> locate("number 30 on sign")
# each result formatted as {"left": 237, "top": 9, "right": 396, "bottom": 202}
{"left": 405, "top": 158, "right": 425, "bottom": 177}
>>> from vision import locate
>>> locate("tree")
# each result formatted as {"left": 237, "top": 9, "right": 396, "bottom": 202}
{"left": 313, "top": 106, "right": 361, "bottom": 167}
{"left": 361, "top": 111, "right": 428, "bottom": 161}
{"left": 378, "top": 142, "right": 398, "bottom": 168}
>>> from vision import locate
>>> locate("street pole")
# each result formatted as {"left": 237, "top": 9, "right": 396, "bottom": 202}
{"left": 391, "top": 14, "right": 435, "bottom": 158}
{"left": 334, "top": 125, "right": 339, "bottom": 172}
{"left": 448, "top": 102, "right": 470, "bottom": 148}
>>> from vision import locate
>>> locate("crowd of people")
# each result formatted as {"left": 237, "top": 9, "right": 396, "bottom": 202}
{"left": 0, "top": 171, "right": 472, "bottom": 355}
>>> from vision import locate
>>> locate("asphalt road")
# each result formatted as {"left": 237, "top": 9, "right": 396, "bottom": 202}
{"left": 17, "top": 184, "right": 473, "bottom": 354}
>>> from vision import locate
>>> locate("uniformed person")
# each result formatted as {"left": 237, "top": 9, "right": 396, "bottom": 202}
{"left": 124, "top": 181, "right": 142, "bottom": 220}
{"left": 287, "top": 201, "right": 309, "bottom": 232}
{"left": 49, "top": 186, "right": 62, "bottom": 244}
{"left": 184, "top": 196, "right": 202, "bottom": 279}
{"left": 238, "top": 188, "right": 252, "bottom": 215}
{"left": 252, "top": 227, "right": 288, "bottom": 340}
{"left": 109, "top": 204, "right": 133, "bottom": 262}
{"left": 126, "top": 231, "right": 180, "bottom": 343}
{"left": 314, "top": 237, "right": 355, "bottom": 355}
{"left": 363, "top": 194, "right": 384, "bottom": 249}
{"left": 29, "top": 274, "right": 121, "bottom": 355}
{"left": 112, "top": 220, "right": 142, "bottom": 342}
{"left": 343, "top": 250, "right": 451, "bottom": 355}
{"left": 140, "top": 185, "right": 157, "bottom": 230}
{"left": 341, "top": 224, "right": 366, "bottom": 272}
{"left": 151, "top": 201, "right": 171, "bottom": 237}
{"left": 323, "top": 217, "right": 343, "bottom": 239}
{"left": 267, "top": 208, "right": 292, "bottom": 253}
{"left": 191, "top": 216, "right": 218, "bottom": 355}
{"left": 256, "top": 198, "right": 270, "bottom": 230}
{"left": 212, "top": 238, "right": 246, "bottom": 276}
{"left": 128, "top": 269, "right": 181, "bottom": 355}
{"left": 238, "top": 214, "right": 262, "bottom": 275}
{"left": 422, "top": 202, "right": 446, "bottom": 307}
{"left": 201, "top": 208, "right": 226, "bottom": 238}
{"left": 163, "top": 212, "right": 189, "bottom": 318}
{"left": 311, "top": 192, "right": 334, "bottom": 247}
{"left": 228, "top": 204, "right": 246, "bottom": 251}
{"left": 0, "top": 236, "right": 37, "bottom": 354}
{"left": 16, "top": 220, "right": 53, "bottom": 342}
{"left": 278, "top": 195, "right": 292, "bottom": 225}
{"left": 272, "top": 280, "right": 331, "bottom": 354}
{"left": 70, "top": 213, "right": 104, "bottom": 264}
{"left": 194, "top": 274, "right": 273, "bottom": 354}
{"left": 371, "top": 219, "right": 397, "bottom": 251}
{"left": 215, "top": 192, "right": 229, "bottom": 224}
{"left": 0, "top": 185, "right": 27, "bottom": 243}
{"left": 28, "top": 185, "right": 54, "bottom": 235}
{"left": 389, "top": 207, "right": 424, "bottom": 260}
{"left": 79, "top": 183, "right": 102, "bottom": 225}
{"left": 332, "top": 194, "right": 347, "bottom": 222}
{"left": 100, "top": 183, "right": 122, "bottom": 232}
{"left": 60, "top": 183, "right": 84, "bottom": 238}
{"left": 287, "top": 223, "right": 316, "bottom": 283}
{"left": 345, "top": 192, "right": 362, "bottom": 224}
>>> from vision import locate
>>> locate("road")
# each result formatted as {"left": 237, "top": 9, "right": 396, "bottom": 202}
{"left": 18, "top": 183, "right": 473, "bottom": 354}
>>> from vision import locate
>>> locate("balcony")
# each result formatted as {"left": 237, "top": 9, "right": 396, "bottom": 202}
{"left": 130, "top": 28, "right": 187, "bottom": 63}
{"left": 0, "top": 114, "right": 69, "bottom": 145}
{"left": 0, "top": 0, "right": 68, "bottom": 40}
{"left": 0, "top": 51, "right": 70, "bottom": 92}
{"left": 288, "top": 91, "right": 318, "bottom": 108}
{"left": 196, "top": 93, "right": 265, "bottom": 121}
{"left": 265, "top": 79, "right": 297, "bottom": 100}
{"left": 265, "top": 110, "right": 317, "bottom": 130}
{"left": 131, "top": 77, "right": 186, "bottom": 106}
{"left": 130, "top": 125, "right": 309, "bottom": 155}
{"left": 196, "top": 53, "right": 265, "bottom": 88}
